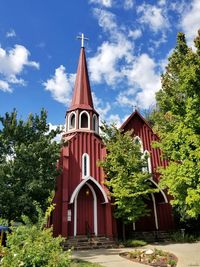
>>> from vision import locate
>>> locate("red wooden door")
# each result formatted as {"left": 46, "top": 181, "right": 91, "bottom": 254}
{"left": 77, "top": 184, "right": 94, "bottom": 235}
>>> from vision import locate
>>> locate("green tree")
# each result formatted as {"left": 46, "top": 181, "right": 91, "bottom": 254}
{"left": 0, "top": 109, "right": 61, "bottom": 222}
{"left": 151, "top": 31, "right": 200, "bottom": 220}
{"left": 100, "top": 123, "right": 157, "bottom": 224}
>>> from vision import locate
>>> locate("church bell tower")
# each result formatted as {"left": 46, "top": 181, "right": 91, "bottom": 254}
{"left": 53, "top": 35, "right": 114, "bottom": 239}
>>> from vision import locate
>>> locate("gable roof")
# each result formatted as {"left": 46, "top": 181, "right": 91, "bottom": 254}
{"left": 120, "top": 109, "right": 153, "bottom": 131}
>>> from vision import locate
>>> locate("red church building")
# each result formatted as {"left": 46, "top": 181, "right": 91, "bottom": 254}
{"left": 52, "top": 41, "right": 174, "bottom": 240}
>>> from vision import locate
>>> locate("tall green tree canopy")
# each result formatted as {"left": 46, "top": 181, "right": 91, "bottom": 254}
{"left": 151, "top": 31, "right": 200, "bottom": 220}
{"left": 100, "top": 123, "right": 157, "bottom": 223}
{"left": 0, "top": 109, "right": 61, "bottom": 222}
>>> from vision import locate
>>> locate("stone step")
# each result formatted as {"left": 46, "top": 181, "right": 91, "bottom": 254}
{"left": 63, "top": 236, "right": 117, "bottom": 250}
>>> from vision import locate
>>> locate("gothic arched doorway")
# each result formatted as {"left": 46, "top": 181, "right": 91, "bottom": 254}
{"left": 76, "top": 184, "right": 95, "bottom": 236}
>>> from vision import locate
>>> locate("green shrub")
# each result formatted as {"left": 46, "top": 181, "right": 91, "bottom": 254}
{"left": 0, "top": 205, "right": 71, "bottom": 267}
{"left": 129, "top": 250, "right": 143, "bottom": 259}
{"left": 0, "top": 218, "right": 8, "bottom": 226}
{"left": 123, "top": 239, "right": 147, "bottom": 247}
{"left": 154, "top": 248, "right": 167, "bottom": 256}
{"left": 171, "top": 231, "right": 196, "bottom": 243}
{"left": 1, "top": 225, "right": 71, "bottom": 267}
{"left": 167, "top": 259, "right": 177, "bottom": 267}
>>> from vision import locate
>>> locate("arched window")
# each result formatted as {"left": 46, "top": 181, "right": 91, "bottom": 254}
{"left": 92, "top": 114, "right": 98, "bottom": 133}
{"left": 143, "top": 150, "right": 152, "bottom": 173}
{"left": 68, "top": 112, "right": 76, "bottom": 130}
{"left": 134, "top": 136, "right": 144, "bottom": 153}
{"left": 79, "top": 111, "right": 90, "bottom": 129}
{"left": 82, "top": 153, "right": 90, "bottom": 178}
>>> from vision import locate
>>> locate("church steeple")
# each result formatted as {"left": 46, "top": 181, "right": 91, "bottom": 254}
{"left": 66, "top": 39, "right": 99, "bottom": 135}
{"left": 69, "top": 47, "right": 94, "bottom": 111}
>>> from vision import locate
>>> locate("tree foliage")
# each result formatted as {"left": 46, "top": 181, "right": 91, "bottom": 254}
{"left": 100, "top": 123, "right": 157, "bottom": 223}
{"left": 0, "top": 109, "right": 61, "bottom": 222}
{"left": 151, "top": 31, "right": 200, "bottom": 220}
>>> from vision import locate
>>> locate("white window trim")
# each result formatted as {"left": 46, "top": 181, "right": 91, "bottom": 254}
{"left": 79, "top": 110, "right": 90, "bottom": 130}
{"left": 82, "top": 153, "right": 90, "bottom": 178}
{"left": 143, "top": 150, "right": 152, "bottom": 174}
{"left": 134, "top": 136, "right": 144, "bottom": 153}
{"left": 68, "top": 111, "right": 76, "bottom": 131}
{"left": 92, "top": 114, "right": 99, "bottom": 134}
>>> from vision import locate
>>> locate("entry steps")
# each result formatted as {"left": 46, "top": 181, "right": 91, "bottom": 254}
{"left": 63, "top": 236, "right": 117, "bottom": 250}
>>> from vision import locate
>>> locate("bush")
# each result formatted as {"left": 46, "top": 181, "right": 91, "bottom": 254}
{"left": 171, "top": 231, "right": 196, "bottom": 243}
{"left": 123, "top": 239, "right": 147, "bottom": 247}
{"left": 1, "top": 225, "right": 71, "bottom": 267}
{"left": 0, "top": 205, "right": 71, "bottom": 267}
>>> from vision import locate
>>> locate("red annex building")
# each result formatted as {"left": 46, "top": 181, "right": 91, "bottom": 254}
{"left": 52, "top": 43, "right": 174, "bottom": 239}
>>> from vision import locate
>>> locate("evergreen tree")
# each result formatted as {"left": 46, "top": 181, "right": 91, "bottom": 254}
{"left": 0, "top": 109, "right": 61, "bottom": 222}
{"left": 151, "top": 31, "right": 200, "bottom": 220}
{"left": 100, "top": 123, "right": 157, "bottom": 224}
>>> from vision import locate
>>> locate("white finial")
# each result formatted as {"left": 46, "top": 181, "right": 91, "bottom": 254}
{"left": 77, "top": 33, "right": 89, "bottom": 48}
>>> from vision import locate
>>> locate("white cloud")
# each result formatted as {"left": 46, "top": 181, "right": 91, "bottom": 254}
{"left": 89, "top": 40, "right": 132, "bottom": 85}
{"left": 128, "top": 29, "right": 142, "bottom": 40}
{"left": 48, "top": 123, "right": 64, "bottom": 142}
{"left": 180, "top": 0, "right": 200, "bottom": 45}
{"left": 118, "top": 54, "right": 161, "bottom": 109}
{"left": 0, "top": 80, "right": 11, "bottom": 92}
{"left": 0, "top": 45, "right": 39, "bottom": 76}
{"left": 93, "top": 8, "right": 117, "bottom": 33}
{"left": 6, "top": 29, "right": 16, "bottom": 38}
{"left": 107, "top": 114, "right": 122, "bottom": 127}
{"left": 92, "top": 92, "right": 111, "bottom": 121}
{"left": 158, "top": 0, "right": 166, "bottom": 7}
{"left": 43, "top": 65, "right": 76, "bottom": 105}
{"left": 169, "top": 1, "right": 187, "bottom": 14}
{"left": 89, "top": 0, "right": 112, "bottom": 7}
{"left": 150, "top": 32, "right": 167, "bottom": 51}
{"left": 137, "top": 3, "right": 169, "bottom": 32}
{"left": 7, "top": 75, "right": 26, "bottom": 86}
{"left": 0, "top": 44, "right": 39, "bottom": 92}
{"left": 124, "top": 0, "right": 134, "bottom": 10}
{"left": 89, "top": 8, "right": 133, "bottom": 85}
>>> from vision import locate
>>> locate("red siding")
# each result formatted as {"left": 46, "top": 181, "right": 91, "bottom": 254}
{"left": 53, "top": 131, "right": 113, "bottom": 238}
{"left": 77, "top": 184, "right": 94, "bottom": 235}
{"left": 122, "top": 112, "right": 174, "bottom": 231}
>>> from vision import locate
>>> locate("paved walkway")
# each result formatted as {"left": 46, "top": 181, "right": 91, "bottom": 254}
{"left": 73, "top": 242, "right": 200, "bottom": 267}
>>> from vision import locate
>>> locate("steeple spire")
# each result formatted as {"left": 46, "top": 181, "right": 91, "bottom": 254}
{"left": 69, "top": 47, "right": 94, "bottom": 111}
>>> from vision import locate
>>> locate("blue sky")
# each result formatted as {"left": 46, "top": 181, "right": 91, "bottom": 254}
{"left": 0, "top": 0, "right": 200, "bottom": 128}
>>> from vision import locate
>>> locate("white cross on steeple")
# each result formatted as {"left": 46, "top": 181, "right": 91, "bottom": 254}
{"left": 77, "top": 33, "right": 89, "bottom": 48}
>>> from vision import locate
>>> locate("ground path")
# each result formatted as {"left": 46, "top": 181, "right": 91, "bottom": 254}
{"left": 73, "top": 242, "right": 200, "bottom": 267}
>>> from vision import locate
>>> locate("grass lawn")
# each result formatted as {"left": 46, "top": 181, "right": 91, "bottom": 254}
{"left": 70, "top": 259, "right": 103, "bottom": 267}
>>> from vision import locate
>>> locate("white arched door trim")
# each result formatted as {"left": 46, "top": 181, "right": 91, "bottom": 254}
{"left": 151, "top": 193, "right": 158, "bottom": 230}
{"left": 148, "top": 178, "right": 168, "bottom": 203}
{"left": 73, "top": 182, "right": 98, "bottom": 237}
{"left": 70, "top": 176, "right": 108, "bottom": 204}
